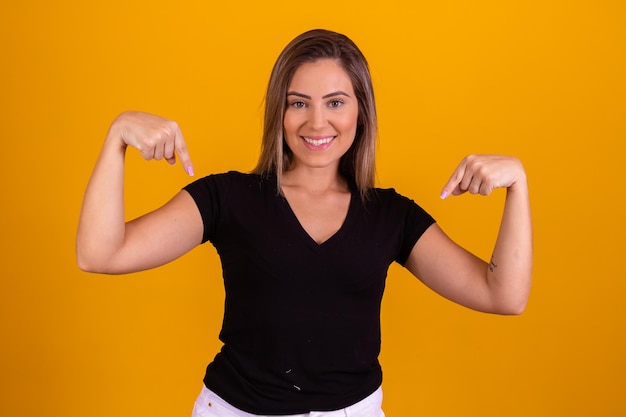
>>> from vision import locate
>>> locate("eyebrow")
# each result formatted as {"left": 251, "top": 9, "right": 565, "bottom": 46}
{"left": 286, "top": 90, "right": 352, "bottom": 99}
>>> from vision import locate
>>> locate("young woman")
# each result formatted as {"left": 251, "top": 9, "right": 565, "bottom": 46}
{"left": 77, "top": 29, "right": 532, "bottom": 417}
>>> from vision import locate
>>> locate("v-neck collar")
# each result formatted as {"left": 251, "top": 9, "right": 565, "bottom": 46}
{"left": 277, "top": 185, "right": 358, "bottom": 249}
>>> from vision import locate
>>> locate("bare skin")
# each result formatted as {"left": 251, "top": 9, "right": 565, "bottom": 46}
{"left": 406, "top": 155, "right": 533, "bottom": 315}
{"left": 279, "top": 60, "right": 357, "bottom": 244}
{"left": 76, "top": 111, "right": 202, "bottom": 274}
{"left": 280, "top": 180, "right": 351, "bottom": 245}
{"left": 77, "top": 60, "right": 532, "bottom": 315}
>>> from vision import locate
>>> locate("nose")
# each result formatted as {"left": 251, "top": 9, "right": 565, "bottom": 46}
{"left": 308, "top": 104, "right": 327, "bottom": 130}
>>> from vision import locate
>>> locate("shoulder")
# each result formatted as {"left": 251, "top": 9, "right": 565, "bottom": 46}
{"left": 194, "top": 170, "right": 265, "bottom": 184}
{"left": 182, "top": 172, "right": 277, "bottom": 243}
{"left": 185, "top": 171, "right": 275, "bottom": 193}
{"left": 367, "top": 187, "right": 414, "bottom": 207}
{"left": 364, "top": 186, "right": 434, "bottom": 222}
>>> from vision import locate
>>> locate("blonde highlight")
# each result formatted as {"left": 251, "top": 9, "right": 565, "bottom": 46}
{"left": 252, "top": 29, "right": 378, "bottom": 201}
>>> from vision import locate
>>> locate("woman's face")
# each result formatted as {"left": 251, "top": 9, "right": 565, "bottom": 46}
{"left": 283, "top": 59, "right": 358, "bottom": 172}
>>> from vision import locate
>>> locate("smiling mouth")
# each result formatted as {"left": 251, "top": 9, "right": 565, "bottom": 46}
{"left": 302, "top": 136, "right": 336, "bottom": 146}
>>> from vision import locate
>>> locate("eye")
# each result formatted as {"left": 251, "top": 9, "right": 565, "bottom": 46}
{"left": 289, "top": 100, "right": 306, "bottom": 109}
{"left": 328, "top": 99, "right": 344, "bottom": 108}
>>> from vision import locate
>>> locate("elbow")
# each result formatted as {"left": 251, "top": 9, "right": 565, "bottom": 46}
{"left": 77, "top": 258, "right": 99, "bottom": 274}
{"left": 488, "top": 273, "right": 532, "bottom": 316}
{"left": 76, "top": 237, "right": 98, "bottom": 273}
{"left": 76, "top": 258, "right": 118, "bottom": 275}
{"left": 500, "top": 304, "right": 526, "bottom": 316}
{"left": 494, "top": 297, "right": 528, "bottom": 316}
{"left": 76, "top": 246, "right": 113, "bottom": 274}
{"left": 76, "top": 247, "right": 92, "bottom": 272}
{"left": 76, "top": 253, "right": 103, "bottom": 274}
{"left": 76, "top": 245, "right": 137, "bottom": 275}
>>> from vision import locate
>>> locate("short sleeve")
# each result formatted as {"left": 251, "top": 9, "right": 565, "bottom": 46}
{"left": 183, "top": 173, "right": 230, "bottom": 244}
{"left": 394, "top": 194, "right": 436, "bottom": 265}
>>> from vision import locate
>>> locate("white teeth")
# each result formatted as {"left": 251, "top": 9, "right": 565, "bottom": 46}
{"left": 303, "top": 136, "right": 334, "bottom": 146}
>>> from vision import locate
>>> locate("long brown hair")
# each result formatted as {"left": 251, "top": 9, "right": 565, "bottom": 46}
{"left": 252, "top": 29, "right": 378, "bottom": 200}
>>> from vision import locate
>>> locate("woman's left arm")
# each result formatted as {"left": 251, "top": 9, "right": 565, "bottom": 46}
{"left": 405, "top": 155, "right": 533, "bottom": 315}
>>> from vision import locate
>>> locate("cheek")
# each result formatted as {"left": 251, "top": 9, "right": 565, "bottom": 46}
{"left": 340, "top": 111, "right": 359, "bottom": 135}
{"left": 282, "top": 113, "right": 299, "bottom": 135}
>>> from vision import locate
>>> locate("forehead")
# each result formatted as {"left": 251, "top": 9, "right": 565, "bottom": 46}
{"left": 288, "top": 59, "right": 354, "bottom": 93}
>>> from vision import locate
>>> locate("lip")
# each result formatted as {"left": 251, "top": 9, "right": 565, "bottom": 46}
{"left": 301, "top": 135, "right": 336, "bottom": 150}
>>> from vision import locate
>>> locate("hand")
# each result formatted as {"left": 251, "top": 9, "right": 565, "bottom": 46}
{"left": 110, "top": 111, "right": 194, "bottom": 176}
{"left": 440, "top": 154, "right": 526, "bottom": 199}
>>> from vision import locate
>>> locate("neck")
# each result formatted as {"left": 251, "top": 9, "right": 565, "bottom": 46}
{"left": 281, "top": 166, "right": 348, "bottom": 194}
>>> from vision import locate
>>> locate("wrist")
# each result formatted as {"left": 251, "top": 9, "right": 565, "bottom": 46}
{"left": 508, "top": 158, "right": 527, "bottom": 191}
{"left": 104, "top": 119, "right": 128, "bottom": 154}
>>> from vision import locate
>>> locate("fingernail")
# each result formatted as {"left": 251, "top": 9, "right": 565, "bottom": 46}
{"left": 440, "top": 190, "right": 448, "bottom": 199}
{"left": 186, "top": 166, "right": 195, "bottom": 176}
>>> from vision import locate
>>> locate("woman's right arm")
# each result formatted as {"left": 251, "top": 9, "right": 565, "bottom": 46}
{"left": 76, "top": 111, "right": 202, "bottom": 274}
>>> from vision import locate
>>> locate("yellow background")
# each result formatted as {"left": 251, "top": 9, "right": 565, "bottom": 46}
{"left": 1, "top": 1, "right": 625, "bottom": 416}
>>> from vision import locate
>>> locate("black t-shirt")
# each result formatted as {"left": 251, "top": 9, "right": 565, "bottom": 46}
{"left": 184, "top": 171, "right": 435, "bottom": 414}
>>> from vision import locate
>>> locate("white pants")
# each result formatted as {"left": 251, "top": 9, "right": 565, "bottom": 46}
{"left": 191, "top": 385, "right": 385, "bottom": 417}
